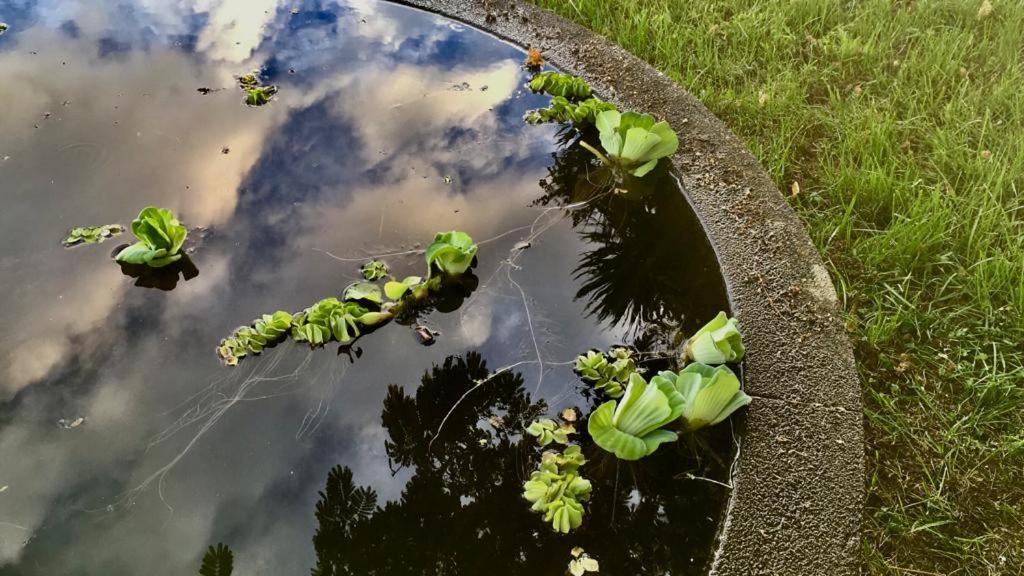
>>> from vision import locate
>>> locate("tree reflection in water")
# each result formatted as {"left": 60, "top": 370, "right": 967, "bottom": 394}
{"left": 310, "top": 352, "right": 730, "bottom": 576}
{"left": 534, "top": 130, "right": 727, "bottom": 334}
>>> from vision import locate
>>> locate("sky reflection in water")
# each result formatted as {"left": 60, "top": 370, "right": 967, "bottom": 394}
{"left": 0, "top": 0, "right": 730, "bottom": 573}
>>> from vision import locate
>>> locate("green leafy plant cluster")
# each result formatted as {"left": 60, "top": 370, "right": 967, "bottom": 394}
{"left": 63, "top": 224, "right": 123, "bottom": 246}
{"left": 682, "top": 311, "right": 745, "bottom": 364}
{"left": 217, "top": 231, "right": 478, "bottom": 365}
{"left": 573, "top": 346, "right": 638, "bottom": 398}
{"left": 217, "top": 311, "right": 293, "bottom": 366}
{"left": 114, "top": 206, "right": 188, "bottom": 268}
{"left": 580, "top": 110, "right": 679, "bottom": 177}
{"left": 0, "top": 23, "right": 7, "bottom": 35}
{"left": 586, "top": 312, "right": 750, "bottom": 460}
{"left": 524, "top": 95, "right": 617, "bottom": 126}
{"left": 360, "top": 259, "right": 389, "bottom": 281}
{"left": 236, "top": 72, "right": 277, "bottom": 107}
{"left": 528, "top": 71, "right": 593, "bottom": 100}
{"left": 525, "top": 418, "right": 576, "bottom": 446}
{"left": 522, "top": 445, "right": 592, "bottom": 533}
{"left": 425, "top": 231, "right": 478, "bottom": 277}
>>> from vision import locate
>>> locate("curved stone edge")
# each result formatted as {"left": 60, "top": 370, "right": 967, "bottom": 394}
{"left": 394, "top": 0, "right": 864, "bottom": 573}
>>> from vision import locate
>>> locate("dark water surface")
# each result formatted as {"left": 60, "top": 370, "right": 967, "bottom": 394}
{"left": 0, "top": 1, "right": 732, "bottom": 574}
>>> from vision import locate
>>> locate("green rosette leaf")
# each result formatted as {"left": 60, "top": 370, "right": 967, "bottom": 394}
{"left": 425, "top": 231, "right": 477, "bottom": 277}
{"left": 587, "top": 373, "right": 682, "bottom": 460}
{"left": 674, "top": 364, "right": 752, "bottom": 430}
{"left": 684, "top": 311, "right": 745, "bottom": 364}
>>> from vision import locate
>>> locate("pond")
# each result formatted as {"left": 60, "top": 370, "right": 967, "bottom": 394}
{"left": 0, "top": 0, "right": 735, "bottom": 574}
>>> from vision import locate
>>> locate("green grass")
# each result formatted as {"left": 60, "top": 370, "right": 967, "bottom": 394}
{"left": 529, "top": 0, "right": 1024, "bottom": 573}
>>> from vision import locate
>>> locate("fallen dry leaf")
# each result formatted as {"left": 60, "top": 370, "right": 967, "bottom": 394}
{"left": 758, "top": 90, "right": 769, "bottom": 107}
{"left": 524, "top": 47, "right": 544, "bottom": 69}
{"left": 561, "top": 408, "right": 577, "bottom": 422}
{"left": 790, "top": 181, "right": 801, "bottom": 198}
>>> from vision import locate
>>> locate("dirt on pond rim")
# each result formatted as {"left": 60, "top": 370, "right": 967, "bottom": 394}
{"left": 393, "top": 0, "right": 864, "bottom": 573}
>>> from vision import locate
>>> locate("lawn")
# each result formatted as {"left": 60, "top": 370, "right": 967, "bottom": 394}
{"left": 529, "top": 0, "right": 1024, "bottom": 573}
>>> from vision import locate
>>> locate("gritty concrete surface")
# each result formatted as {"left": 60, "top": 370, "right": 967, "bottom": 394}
{"left": 395, "top": 0, "right": 864, "bottom": 573}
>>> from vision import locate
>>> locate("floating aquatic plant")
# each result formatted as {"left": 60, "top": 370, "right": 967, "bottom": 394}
{"left": 580, "top": 110, "right": 679, "bottom": 178}
{"left": 525, "top": 418, "right": 576, "bottom": 447}
{"left": 668, "top": 364, "right": 751, "bottom": 431}
{"left": 114, "top": 206, "right": 187, "bottom": 268}
{"left": 524, "top": 96, "right": 617, "bottom": 126}
{"left": 683, "top": 311, "right": 745, "bottom": 364}
{"left": 63, "top": 224, "right": 123, "bottom": 246}
{"left": 528, "top": 71, "right": 592, "bottom": 101}
{"left": 574, "top": 346, "right": 638, "bottom": 398}
{"left": 360, "top": 259, "right": 389, "bottom": 281}
{"left": 343, "top": 282, "right": 383, "bottom": 305}
{"left": 217, "top": 231, "right": 478, "bottom": 365}
{"left": 383, "top": 275, "right": 423, "bottom": 300}
{"left": 425, "top": 231, "right": 478, "bottom": 277}
{"left": 217, "top": 311, "right": 293, "bottom": 366}
{"left": 568, "top": 548, "right": 600, "bottom": 576}
{"left": 0, "top": 23, "right": 8, "bottom": 35}
{"left": 244, "top": 85, "right": 277, "bottom": 107}
{"left": 587, "top": 372, "right": 684, "bottom": 460}
{"left": 291, "top": 298, "right": 390, "bottom": 347}
{"left": 522, "top": 445, "right": 591, "bottom": 533}
{"left": 237, "top": 73, "right": 259, "bottom": 88}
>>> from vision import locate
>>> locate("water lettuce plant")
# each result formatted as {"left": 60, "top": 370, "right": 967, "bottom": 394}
{"left": 114, "top": 207, "right": 187, "bottom": 268}
{"left": 522, "top": 445, "right": 591, "bottom": 533}
{"left": 573, "top": 346, "right": 638, "bottom": 398}
{"left": 0, "top": 23, "right": 8, "bottom": 35}
{"left": 568, "top": 548, "right": 600, "bottom": 576}
{"left": 291, "top": 298, "right": 390, "bottom": 346}
{"left": 670, "top": 364, "right": 752, "bottom": 431}
{"left": 360, "top": 259, "right": 389, "bottom": 281}
{"left": 587, "top": 372, "right": 684, "bottom": 460}
{"left": 343, "top": 282, "right": 383, "bottom": 305}
{"left": 579, "top": 110, "right": 679, "bottom": 178}
{"left": 528, "top": 71, "right": 592, "bottom": 101}
{"left": 524, "top": 96, "right": 617, "bottom": 126}
{"left": 245, "top": 86, "right": 277, "bottom": 106}
{"left": 425, "top": 231, "right": 477, "bottom": 277}
{"left": 63, "top": 224, "right": 123, "bottom": 246}
{"left": 383, "top": 275, "right": 423, "bottom": 300}
{"left": 217, "top": 231, "right": 478, "bottom": 365}
{"left": 525, "top": 418, "right": 576, "bottom": 446}
{"left": 683, "top": 311, "right": 745, "bottom": 364}
{"left": 217, "top": 311, "right": 293, "bottom": 366}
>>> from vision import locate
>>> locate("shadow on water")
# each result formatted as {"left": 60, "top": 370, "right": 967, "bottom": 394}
{"left": 535, "top": 128, "right": 727, "bottom": 334}
{"left": 193, "top": 352, "right": 729, "bottom": 575}
{"left": 116, "top": 254, "right": 200, "bottom": 291}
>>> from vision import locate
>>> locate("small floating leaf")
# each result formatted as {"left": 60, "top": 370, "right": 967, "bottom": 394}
{"left": 0, "top": 23, "right": 8, "bottom": 35}
{"left": 115, "top": 207, "right": 187, "bottom": 268}
{"left": 63, "top": 224, "right": 123, "bottom": 246}
{"left": 683, "top": 311, "right": 745, "bottom": 364}
{"left": 360, "top": 259, "right": 389, "bottom": 281}
{"left": 244, "top": 85, "right": 277, "bottom": 107}
{"left": 237, "top": 73, "right": 259, "bottom": 88}
{"left": 525, "top": 418, "right": 575, "bottom": 446}
{"left": 384, "top": 276, "right": 422, "bottom": 300}
{"left": 343, "top": 282, "right": 382, "bottom": 305}
{"left": 528, "top": 71, "right": 592, "bottom": 101}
